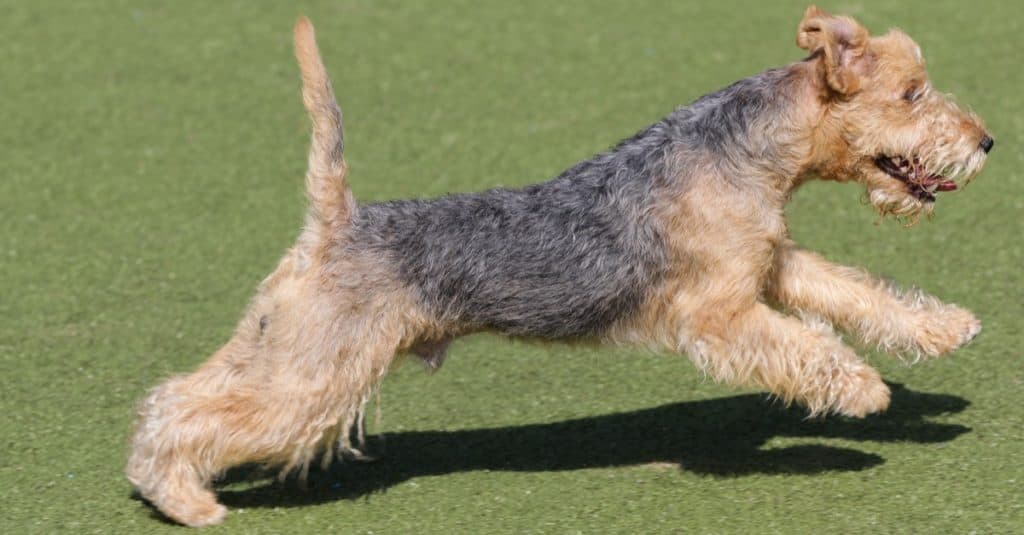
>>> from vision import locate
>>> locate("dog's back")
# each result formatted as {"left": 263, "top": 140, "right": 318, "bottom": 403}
{"left": 350, "top": 124, "right": 675, "bottom": 339}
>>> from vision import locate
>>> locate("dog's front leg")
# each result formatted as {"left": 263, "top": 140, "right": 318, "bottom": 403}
{"left": 676, "top": 302, "right": 890, "bottom": 418}
{"left": 767, "top": 245, "right": 981, "bottom": 358}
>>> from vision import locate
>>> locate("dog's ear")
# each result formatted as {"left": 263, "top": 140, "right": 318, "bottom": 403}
{"left": 796, "top": 5, "right": 869, "bottom": 95}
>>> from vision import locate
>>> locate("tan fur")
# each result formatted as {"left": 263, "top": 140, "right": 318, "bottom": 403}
{"left": 126, "top": 18, "right": 445, "bottom": 527}
{"left": 127, "top": 9, "right": 989, "bottom": 527}
{"left": 797, "top": 9, "right": 988, "bottom": 220}
{"left": 607, "top": 6, "right": 987, "bottom": 421}
{"left": 126, "top": 243, "right": 442, "bottom": 526}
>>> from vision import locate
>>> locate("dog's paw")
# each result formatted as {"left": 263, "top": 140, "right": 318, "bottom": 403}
{"left": 176, "top": 502, "right": 228, "bottom": 528}
{"left": 830, "top": 363, "right": 891, "bottom": 418}
{"left": 912, "top": 304, "right": 981, "bottom": 358}
{"left": 147, "top": 485, "right": 228, "bottom": 528}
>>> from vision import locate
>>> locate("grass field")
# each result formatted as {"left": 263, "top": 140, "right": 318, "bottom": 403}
{"left": 2, "top": 1, "right": 1022, "bottom": 532}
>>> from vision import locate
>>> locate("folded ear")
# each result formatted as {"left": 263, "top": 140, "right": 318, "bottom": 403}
{"left": 796, "top": 5, "right": 869, "bottom": 95}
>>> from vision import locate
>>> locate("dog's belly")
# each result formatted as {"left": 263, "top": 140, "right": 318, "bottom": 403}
{"left": 352, "top": 182, "right": 669, "bottom": 339}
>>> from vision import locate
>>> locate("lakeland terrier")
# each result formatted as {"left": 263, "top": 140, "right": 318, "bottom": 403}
{"left": 127, "top": 7, "right": 992, "bottom": 526}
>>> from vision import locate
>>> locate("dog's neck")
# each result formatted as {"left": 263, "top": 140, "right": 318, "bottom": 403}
{"left": 765, "top": 61, "right": 834, "bottom": 197}
{"left": 676, "top": 61, "right": 825, "bottom": 204}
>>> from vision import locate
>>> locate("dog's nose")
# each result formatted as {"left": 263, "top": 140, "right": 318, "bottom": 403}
{"left": 980, "top": 135, "right": 994, "bottom": 153}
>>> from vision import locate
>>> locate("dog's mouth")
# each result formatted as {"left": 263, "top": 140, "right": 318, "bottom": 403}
{"left": 874, "top": 155, "right": 958, "bottom": 202}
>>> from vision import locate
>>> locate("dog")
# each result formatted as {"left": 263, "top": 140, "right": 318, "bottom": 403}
{"left": 127, "top": 7, "right": 991, "bottom": 526}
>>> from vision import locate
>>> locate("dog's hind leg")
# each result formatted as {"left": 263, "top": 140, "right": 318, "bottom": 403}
{"left": 127, "top": 335, "right": 398, "bottom": 527}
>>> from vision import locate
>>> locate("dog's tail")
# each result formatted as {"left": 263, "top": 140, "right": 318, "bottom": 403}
{"left": 294, "top": 16, "right": 354, "bottom": 229}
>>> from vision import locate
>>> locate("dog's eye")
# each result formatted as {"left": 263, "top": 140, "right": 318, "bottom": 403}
{"left": 903, "top": 87, "right": 920, "bottom": 103}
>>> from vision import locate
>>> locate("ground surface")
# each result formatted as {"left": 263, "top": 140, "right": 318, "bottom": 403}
{"left": 2, "top": 1, "right": 1022, "bottom": 533}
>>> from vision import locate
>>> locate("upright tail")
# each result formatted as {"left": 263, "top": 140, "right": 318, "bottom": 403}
{"left": 293, "top": 16, "right": 354, "bottom": 228}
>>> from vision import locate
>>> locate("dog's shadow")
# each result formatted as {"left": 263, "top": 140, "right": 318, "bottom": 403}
{"left": 214, "top": 382, "right": 968, "bottom": 509}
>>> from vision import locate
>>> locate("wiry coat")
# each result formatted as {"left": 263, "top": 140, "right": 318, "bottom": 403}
{"left": 127, "top": 8, "right": 991, "bottom": 527}
{"left": 353, "top": 67, "right": 802, "bottom": 341}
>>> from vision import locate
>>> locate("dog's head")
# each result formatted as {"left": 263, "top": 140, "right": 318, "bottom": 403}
{"left": 797, "top": 5, "right": 991, "bottom": 220}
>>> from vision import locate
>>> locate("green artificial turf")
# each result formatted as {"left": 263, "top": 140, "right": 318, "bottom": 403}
{"left": 2, "top": 1, "right": 1022, "bottom": 532}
